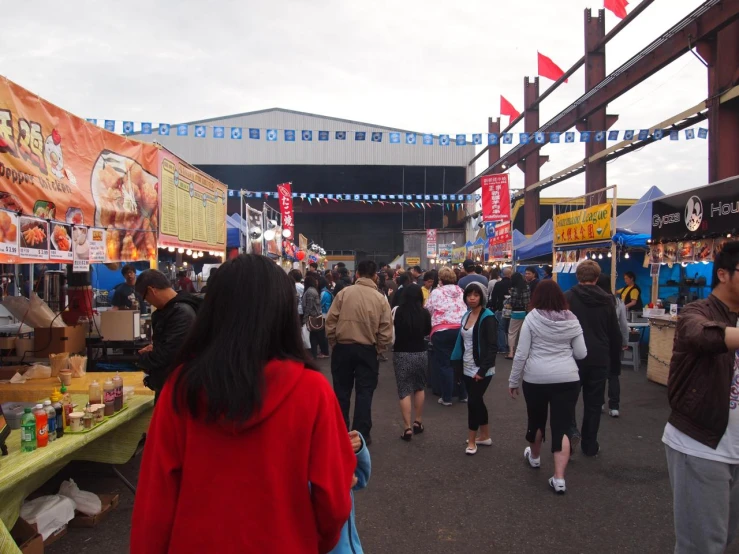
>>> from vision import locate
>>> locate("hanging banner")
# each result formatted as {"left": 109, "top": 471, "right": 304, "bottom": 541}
{"left": 481, "top": 174, "right": 511, "bottom": 222}
{"left": 0, "top": 76, "right": 161, "bottom": 263}
{"left": 488, "top": 221, "right": 512, "bottom": 260}
{"left": 426, "top": 229, "right": 437, "bottom": 258}
{"left": 262, "top": 203, "right": 281, "bottom": 257}
{"left": 438, "top": 243, "right": 452, "bottom": 259}
{"left": 451, "top": 246, "right": 466, "bottom": 264}
{"left": 246, "top": 205, "right": 263, "bottom": 255}
{"left": 554, "top": 203, "right": 612, "bottom": 246}
{"left": 277, "top": 183, "right": 294, "bottom": 240}
{"left": 157, "top": 148, "right": 227, "bottom": 254}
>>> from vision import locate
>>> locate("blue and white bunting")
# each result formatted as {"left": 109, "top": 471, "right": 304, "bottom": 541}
{"left": 177, "top": 124, "right": 188, "bottom": 136}
{"left": 86, "top": 118, "right": 97, "bottom": 125}
{"left": 502, "top": 133, "right": 513, "bottom": 144}
{"left": 608, "top": 130, "right": 619, "bottom": 141}
{"left": 550, "top": 132, "right": 560, "bottom": 144}
{"left": 488, "top": 133, "right": 499, "bottom": 145}
{"left": 302, "top": 130, "right": 313, "bottom": 141}
{"left": 685, "top": 129, "right": 695, "bottom": 140}
{"left": 266, "top": 129, "right": 278, "bottom": 141}
{"left": 455, "top": 134, "right": 466, "bottom": 146}
{"left": 389, "top": 132, "right": 400, "bottom": 144}
{"left": 141, "top": 122, "right": 152, "bottom": 135}
{"left": 122, "top": 121, "right": 134, "bottom": 134}
{"left": 519, "top": 133, "right": 530, "bottom": 145}
{"left": 249, "top": 128, "right": 260, "bottom": 140}
{"left": 371, "top": 132, "right": 382, "bottom": 142}
{"left": 534, "top": 132, "right": 545, "bottom": 145}
{"left": 653, "top": 129, "right": 664, "bottom": 140}
{"left": 423, "top": 134, "right": 433, "bottom": 145}
{"left": 318, "top": 131, "right": 329, "bottom": 141}
{"left": 670, "top": 130, "right": 679, "bottom": 140}
{"left": 580, "top": 131, "right": 591, "bottom": 143}
{"left": 594, "top": 131, "right": 605, "bottom": 142}
{"left": 159, "top": 124, "right": 171, "bottom": 136}
{"left": 231, "top": 127, "right": 243, "bottom": 140}
{"left": 194, "top": 125, "right": 206, "bottom": 138}
{"left": 284, "top": 130, "right": 295, "bottom": 141}
{"left": 355, "top": 132, "right": 366, "bottom": 141}
{"left": 638, "top": 129, "right": 650, "bottom": 141}
{"left": 565, "top": 132, "right": 575, "bottom": 143}
{"left": 698, "top": 128, "right": 708, "bottom": 139}
{"left": 336, "top": 131, "right": 346, "bottom": 140}
{"left": 214, "top": 126, "right": 225, "bottom": 139}
{"left": 623, "top": 130, "right": 635, "bottom": 140}
{"left": 104, "top": 120, "right": 116, "bottom": 132}
{"left": 472, "top": 133, "right": 482, "bottom": 145}
{"left": 439, "top": 135, "right": 450, "bottom": 146}
{"left": 406, "top": 133, "right": 416, "bottom": 145}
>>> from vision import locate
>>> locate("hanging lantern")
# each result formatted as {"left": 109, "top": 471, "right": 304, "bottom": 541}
{"left": 296, "top": 250, "right": 306, "bottom": 261}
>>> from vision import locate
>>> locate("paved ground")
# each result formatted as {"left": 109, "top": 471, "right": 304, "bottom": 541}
{"left": 43, "top": 358, "right": 739, "bottom": 553}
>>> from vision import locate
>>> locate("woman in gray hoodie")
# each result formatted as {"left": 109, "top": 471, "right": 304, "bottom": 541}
{"left": 508, "top": 280, "right": 587, "bottom": 495}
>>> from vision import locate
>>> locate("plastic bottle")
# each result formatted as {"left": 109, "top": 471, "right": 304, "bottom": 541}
{"left": 61, "top": 384, "right": 73, "bottom": 426}
{"left": 21, "top": 408, "right": 37, "bottom": 452}
{"left": 89, "top": 379, "right": 101, "bottom": 405}
{"left": 43, "top": 400, "right": 56, "bottom": 442}
{"left": 53, "top": 399, "right": 64, "bottom": 438}
{"left": 103, "top": 378, "right": 115, "bottom": 416}
{"left": 113, "top": 372, "right": 124, "bottom": 412}
{"left": 34, "top": 404, "right": 48, "bottom": 447}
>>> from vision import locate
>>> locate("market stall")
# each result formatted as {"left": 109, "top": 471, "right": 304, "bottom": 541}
{"left": 645, "top": 175, "right": 738, "bottom": 385}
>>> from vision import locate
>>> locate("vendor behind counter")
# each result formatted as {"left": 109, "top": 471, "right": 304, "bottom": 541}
{"left": 111, "top": 264, "right": 146, "bottom": 313}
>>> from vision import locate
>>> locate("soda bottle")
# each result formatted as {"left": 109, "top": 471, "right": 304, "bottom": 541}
{"left": 21, "top": 408, "right": 37, "bottom": 452}
{"left": 43, "top": 400, "right": 56, "bottom": 442}
{"left": 113, "top": 372, "right": 124, "bottom": 412}
{"left": 53, "top": 399, "right": 64, "bottom": 438}
{"left": 33, "top": 404, "right": 48, "bottom": 448}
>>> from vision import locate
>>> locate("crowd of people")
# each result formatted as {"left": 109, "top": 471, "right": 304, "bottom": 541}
{"left": 124, "top": 241, "right": 739, "bottom": 553}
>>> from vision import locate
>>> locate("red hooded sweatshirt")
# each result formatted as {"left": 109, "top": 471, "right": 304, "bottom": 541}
{"left": 130, "top": 359, "right": 356, "bottom": 554}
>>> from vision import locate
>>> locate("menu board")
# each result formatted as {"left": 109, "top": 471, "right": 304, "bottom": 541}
{"left": 72, "top": 226, "right": 106, "bottom": 272}
{"left": 0, "top": 211, "right": 19, "bottom": 257}
{"left": 158, "top": 150, "right": 227, "bottom": 254}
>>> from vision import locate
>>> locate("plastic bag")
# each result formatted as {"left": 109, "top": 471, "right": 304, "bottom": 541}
{"left": 23, "top": 364, "right": 52, "bottom": 380}
{"left": 20, "top": 495, "right": 76, "bottom": 540}
{"left": 58, "top": 479, "right": 102, "bottom": 516}
{"left": 301, "top": 325, "right": 311, "bottom": 349}
{"left": 29, "top": 293, "right": 66, "bottom": 328}
{"left": 69, "top": 355, "right": 87, "bottom": 378}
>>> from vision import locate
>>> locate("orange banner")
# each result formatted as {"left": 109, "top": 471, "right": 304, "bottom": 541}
{"left": 0, "top": 77, "right": 159, "bottom": 264}
{"left": 156, "top": 148, "right": 227, "bottom": 254}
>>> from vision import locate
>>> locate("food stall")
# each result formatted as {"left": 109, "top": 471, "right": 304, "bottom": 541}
{"left": 646, "top": 175, "right": 738, "bottom": 385}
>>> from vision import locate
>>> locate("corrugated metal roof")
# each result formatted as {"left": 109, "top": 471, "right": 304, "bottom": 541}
{"left": 129, "top": 108, "right": 474, "bottom": 167}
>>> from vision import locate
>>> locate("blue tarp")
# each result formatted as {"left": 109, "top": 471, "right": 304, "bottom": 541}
{"left": 514, "top": 219, "right": 554, "bottom": 261}
{"left": 512, "top": 229, "right": 526, "bottom": 248}
{"left": 612, "top": 186, "right": 664, "bottom": 249}
{"left": 227, "top": 227, "right": 240, "bottom": 248}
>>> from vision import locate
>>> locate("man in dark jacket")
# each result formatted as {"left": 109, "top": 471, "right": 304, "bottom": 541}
{"left": 489, "top": 267, "right": 512, "bottom": 353}
{"left": 135, "top": 269, "right": 200, "bottom": 395}
{"left": 662, "top": 240, "right": 739, "bottom": 553}
{"left": 564, "top": 260, "right": 621, "bottom": 457}
{"left": 332, "top": 267, "right": 353, "bottom": 296}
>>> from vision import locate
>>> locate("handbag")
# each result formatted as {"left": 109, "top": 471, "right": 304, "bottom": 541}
{"left": 301, "top": 324, "right": 311, "bottom": 349}
{"left": 307, "top": 315, "right": 325, "bottom": 331}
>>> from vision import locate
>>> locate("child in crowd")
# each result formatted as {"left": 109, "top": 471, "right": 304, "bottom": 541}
{"left": 330, "top": 430, "right": 371, "bottom": 554}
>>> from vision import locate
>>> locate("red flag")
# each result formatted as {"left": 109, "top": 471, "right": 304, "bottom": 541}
{"left": 604, "top": 0, "right": 628, "bottom": 19}
{"left": 277, "top": 183, "right": 294, "bottom": 239}
{"left": 538, "top": 52, "right": 568, "bottom": 83}
{"left": 500, "top": 95, "right": 520, "bottom": 122}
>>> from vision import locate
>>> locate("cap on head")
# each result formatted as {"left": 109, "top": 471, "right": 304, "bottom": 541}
{"left": 463, "top": 259, "right": 475, "bottom": 271}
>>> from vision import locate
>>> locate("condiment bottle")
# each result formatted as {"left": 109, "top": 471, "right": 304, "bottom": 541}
{"left": 60, "top": 384, "right": 73, "bottom": 426}
{"left": 34, "top": 404, "right": 48, "bottom": 447}
{"left": 113, "top": 372, "right": 124, "bottom": 412}
{"left": 83, "top": 402, "right": 94, "bottom": 429}
{"left": 53, "top": 398, "right": 64, "bottom": 438}
{"left": 21, "top": 408, "right": 37, "bottom": 452}
{"left": 103, "top": 378, "right": 115, "bottom": 416}
{"left": 43, "top": 400, "right": 56, "bottom": 442}
{"left": 89, "top": 379, "right": 101, "bottom": 405}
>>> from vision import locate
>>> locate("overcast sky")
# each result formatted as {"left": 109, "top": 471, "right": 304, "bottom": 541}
{"left": 3, "top": 0, "right": 709, "bottom": 200}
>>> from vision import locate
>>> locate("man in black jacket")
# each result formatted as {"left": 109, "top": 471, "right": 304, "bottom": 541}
{"left": 564, "top": 260, "right": 622, "bottom": 457}
{"left": 489, "top": 267, "right": 512, "bottom": 353}
{"left": 332, "top": 267, "right": 353, "bottom": 296}
{"left": 135, "top": 270, "right": 200, "bottom": 395}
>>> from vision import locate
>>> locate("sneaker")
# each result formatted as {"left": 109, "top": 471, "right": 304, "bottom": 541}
{"left": 465, "top": 445, "right": 477, "bottom": 455}
{"left": 549, "top": 477, "right": 566, "bottom": 494}
{"left": 459, "top": 397, "right": 469, "bottom": 403}
{"left": 438, "top": 398, "right": 452, "bottom": 407}
{"left": 609, "top": 409, "right": 620, "bottom": 418}
{"left": 524, "top": 447, "right": 541, "bottom": 468}
{"left": 476, "top": 438, "right": 493, "bottom": 446}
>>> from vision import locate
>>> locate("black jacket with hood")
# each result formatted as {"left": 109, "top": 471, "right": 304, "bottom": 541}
{"left": 139, "top": 292, "right": 200, "bottom": 392}
{"left": 564, "top": 284, "right": 622, "bottom": 370}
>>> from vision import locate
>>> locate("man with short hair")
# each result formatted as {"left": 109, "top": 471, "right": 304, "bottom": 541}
{"left": 289, "top": 269, "right": 304, "bottom": 316}
{"left": 663, "top": 240, "right": 739, "bottom": 553}
{"left": 135, "top": 269, "right": 200, "bottom": 395}
{"left": 564, "top": 260, "right": 621, "bottom": 457}
{"left": 309, "top": 262, "right": 318, "bottom": 272}
{"left": 112, "top": 264, "right": 143, "bottom": 311}
{"left": 333, "top": 267, "right": 353, "bottom": 296}
{"left": 326, "top": 260, "right": 393, "bottom": 444}
{"left": 524, "top": 266, "right": 540, "bottom": 295}
{"left": 410, "top": 265, "right": 423, "bottom": 285}
{"left": 458, "top": 259, "right": 488, "bottom": 290}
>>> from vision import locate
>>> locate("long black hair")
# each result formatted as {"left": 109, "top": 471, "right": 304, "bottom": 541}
{"left": 173, "top": 254, "right": 315, "bottom": 422}
{"left": 304, "top": 275, "right": 318, "bottom": 291}
{"left": 394, "top": 284, "right": 429, "bottom": 339}
{"left": 511, "top": 271, "right": 527, "bottom": 291}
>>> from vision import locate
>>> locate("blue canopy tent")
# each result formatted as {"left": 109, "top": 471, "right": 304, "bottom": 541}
{"left": 514, "top": 219, "right": 554, "bottom": 262}
{"left": 512, "top": 229, "right": 526, "bottom": 248}
{"left": 612, "top": 186, "right": 664, "bottom": 249}
{"left": 227, "top": 213, "right": 247, "bottom": 249}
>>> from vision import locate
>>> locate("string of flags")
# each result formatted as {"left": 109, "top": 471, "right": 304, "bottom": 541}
{"left": 235, "top": 190, "right": 481, "bottom": 209}
{"left": 87, "top": 119, "right": 708, "bottom": 146}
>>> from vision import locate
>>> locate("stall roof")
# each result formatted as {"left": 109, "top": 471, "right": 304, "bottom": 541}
{"left": 512, "top": 229, "right": 526, "bottom": 248}
{"left": 613, "top": 186, "right": 664, "bottom": 248}
{"left": 514, "top": 220, "right": 554, "bottom": 261}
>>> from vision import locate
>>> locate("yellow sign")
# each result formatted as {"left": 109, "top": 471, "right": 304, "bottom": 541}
{"left": 406, "top": 256, "right": 421, "bottom": 267}
{"left": 554, "top": 203, "right": 612, "bottom": 246}
{"left": 451, "top": 247, "right": 466, "bottom": 264}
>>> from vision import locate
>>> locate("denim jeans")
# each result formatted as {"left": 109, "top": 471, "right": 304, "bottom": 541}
{"left": 495, "top": 311, "right": 509, "bottom": 353}
{"left": 432, "top": 329, "right": 467, "bottom": 403}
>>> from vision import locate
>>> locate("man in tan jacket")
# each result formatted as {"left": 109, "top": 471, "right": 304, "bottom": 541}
{"left": 326, "top": 259, "right": 393, "bottom": 444}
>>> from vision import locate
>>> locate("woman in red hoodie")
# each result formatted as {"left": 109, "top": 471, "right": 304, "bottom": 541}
{"left": 131, "top": 254, "right": 357, "bottom": 554}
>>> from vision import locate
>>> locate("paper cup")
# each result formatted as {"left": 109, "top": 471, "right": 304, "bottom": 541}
{"left": 69, "top": 412, "right": 84, "bottom": 432}
{"left": 59, "top": 370, "right": 72, "bottom": 386}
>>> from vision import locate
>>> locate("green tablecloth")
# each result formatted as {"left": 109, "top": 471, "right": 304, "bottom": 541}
{"left": 0, "top": 394, "right": 154, "bottom": 554}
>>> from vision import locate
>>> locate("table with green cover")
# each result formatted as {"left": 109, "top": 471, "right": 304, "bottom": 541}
{"left": 0, "top": 394, "right": 154, "bottom": 554}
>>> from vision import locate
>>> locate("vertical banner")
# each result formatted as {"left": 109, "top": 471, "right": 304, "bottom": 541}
{"left": 487, "top": 221, "right": 512, "bottom": 260}
{"left": 481, "top": 174, "right": 511, "bottom": 222}
{"left": 426, "top": 229, "right": 437, "bottom": 258}
{"left": 277, "top": 183, "right": 294, "bottom": 240}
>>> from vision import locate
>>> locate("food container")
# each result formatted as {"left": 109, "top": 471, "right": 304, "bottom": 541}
{"left": 69, "top": 412, "right": 84, "bottom": 432}
{"left": 59, "top": 370, "right": 72, "bottom": 386}
{"left": 122, "top": 386, "right": 135, "bottom": 405}
{"left": 48, "top": 352, "right": 69, "bottom": 377}
{"left": 91, "top": 404, "right": 105, "bottom": 423}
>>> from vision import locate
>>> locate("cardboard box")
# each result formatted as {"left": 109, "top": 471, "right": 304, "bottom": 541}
{"left": 10, "top": 518, "right": 43, "bottom": 554}
{"left": 39, "top": 523, "right": 67, "bottom": 547}
{"left": 68, "top": 494, "right": 119, "bottom": 528}
{"left": 33, "top": 325, "right": 86, "bottom": 358}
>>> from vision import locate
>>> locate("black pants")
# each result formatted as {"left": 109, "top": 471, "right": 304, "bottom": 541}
{"left": 462, "top": 375, "right": 492, "bottom": 431}
{"left": 576, "top": 364, "right": 608, "bottom": 456}
{"left": 309, "top": 327, "right": 329, "bottom": 358}
{"left": 522, "top": 380, "right": 580, "bottom": 453}
{"left": 608, "top": 362, "right": 621, "bottom": 410}
{"left": 331, "top": 343, "right": 379, "bottom": 438}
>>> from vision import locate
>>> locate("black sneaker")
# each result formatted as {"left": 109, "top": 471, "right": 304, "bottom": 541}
{"left": 569, "top": 432, "right": 581, "bottom": 456}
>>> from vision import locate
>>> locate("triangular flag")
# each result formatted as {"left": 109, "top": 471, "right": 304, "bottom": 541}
{"left": 604, "top": 0, "right": 628, "bottom": 19}
{"left": 500, "top": 95, "right": 521, "bottom": 122}
{"left": 538, "top": 52, "right": 568, "bottom": 83}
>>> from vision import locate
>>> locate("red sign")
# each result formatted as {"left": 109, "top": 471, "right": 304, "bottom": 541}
{"left": 481, "top": 174, "right": 510, "bottom": 222}
{"left": 277, "top": 183, "right": 294, "bottom": 239}
{"left": 489, "top": 221, "right": 511, "bottom": 245}
{"left": 426, "top": 229, "right": 437, "bottom": 257}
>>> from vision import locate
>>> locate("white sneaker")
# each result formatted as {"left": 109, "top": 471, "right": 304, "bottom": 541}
{"left": 438, "top": 398, "right": 452, "bottom": 406}
{"left": 476, "top": 438, "right": 492, "bottom": 446}
{"left": 465, "top": 445, "right": 477, "bottom": 455}
{"left": 609, "top": 409, "right": 620, "bottom": 418}
{"left": 524, "top": 447, "right": 541, "bottom": 468}
{"left": 549, "top": 477, "right": 566, "bottom": 494}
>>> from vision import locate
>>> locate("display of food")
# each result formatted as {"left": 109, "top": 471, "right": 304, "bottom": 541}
{"left": 0, "top": 212, "right": 17, "bottom": 244}
{"left": 19, "top": 219, "right": 48, "bottom": 249}
{"left": 33, "top": 200, "right": 56, "bottom": 220}
{"left": 66, "top": 207, "right": 83, "bottom": 225}
{"left": 51, "top": 224, "right": 71, "bottom": 251}
{"left": 695, "top": 240, "right": 713, "bottom": 261}
{"left": 677, "top": 241, "right": 694, "bottom": 262}
{"left": 663, "top": 243, "right": 677, "bottom": 263}
{"left": 0, "top": 192, "right": 22, "bottom": 212}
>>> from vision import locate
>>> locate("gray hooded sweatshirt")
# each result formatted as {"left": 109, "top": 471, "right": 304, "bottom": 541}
{"left": 509, "top": 309, "right": 587, "bottom": 388}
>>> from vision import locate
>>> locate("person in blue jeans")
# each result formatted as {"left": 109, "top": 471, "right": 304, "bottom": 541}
{"left": 425, "top": 267, "right": 469, "bottom": 405}
{"left": 329, "top": 430, "right": 371, "bottom": 554}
